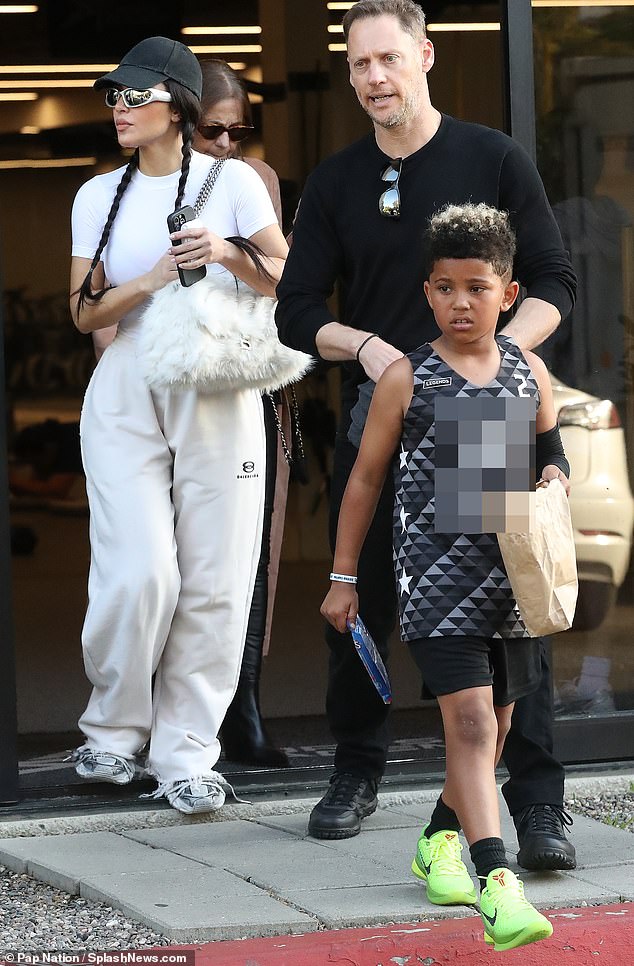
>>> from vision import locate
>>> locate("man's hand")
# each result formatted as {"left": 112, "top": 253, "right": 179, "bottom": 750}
{"left": 357, "top": 335, "right": 403, "bottom": 382}
{"left": 321, "top": 583, "right": 359, "bottom": 634}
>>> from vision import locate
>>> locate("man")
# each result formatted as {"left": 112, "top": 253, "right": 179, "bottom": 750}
{"left": 276, "top": 0, "right": 577, "bottom": 871}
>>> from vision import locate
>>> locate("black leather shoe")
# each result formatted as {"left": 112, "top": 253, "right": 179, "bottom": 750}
{"left": 515, "top": 803, "right": 577, "bottom": 871}
{"left": 308, "top": 772, "right": 379, "bottom": 839}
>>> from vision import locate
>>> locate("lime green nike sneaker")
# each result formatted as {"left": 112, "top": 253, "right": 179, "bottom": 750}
{"left": 480, "top": 868, "right": 553, "bottom": 950}
{"left": 411, "top": 826, "right": 477, "bottom": 905}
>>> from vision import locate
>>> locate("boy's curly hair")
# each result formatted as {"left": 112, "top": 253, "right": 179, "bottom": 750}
{"left": 423, "top": 203, "right": 516, "bottom": 281}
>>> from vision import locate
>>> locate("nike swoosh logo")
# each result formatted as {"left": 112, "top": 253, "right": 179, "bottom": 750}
{"left": 481, "top": 909, "right": 498, "bottom": 927}
{"left": 419, "top": 856, "right": 432, "bottom": 875}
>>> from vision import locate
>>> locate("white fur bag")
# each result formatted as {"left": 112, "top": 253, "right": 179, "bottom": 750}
{"left": 137, "top": 278, "right": 313, "bottom": 394}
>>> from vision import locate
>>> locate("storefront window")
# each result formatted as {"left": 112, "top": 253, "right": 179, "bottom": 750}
{"left": 534, "top": 2, "right": 634, "bottom": 716}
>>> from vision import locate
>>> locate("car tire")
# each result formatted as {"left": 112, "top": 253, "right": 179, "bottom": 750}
{"left": 572, "top": 580, "right": 617, "bottom": 632}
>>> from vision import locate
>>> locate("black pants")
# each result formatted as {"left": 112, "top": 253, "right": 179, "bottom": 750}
{"left": 326, "top": 432, "right": 565, "bottom": 814}
{"left": 240, "top": 396, "right": 278, "bottom": 682}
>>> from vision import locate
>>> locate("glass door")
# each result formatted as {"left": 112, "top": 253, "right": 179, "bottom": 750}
{"left": 532, "top": 2, "right": 634, "bottom": 745}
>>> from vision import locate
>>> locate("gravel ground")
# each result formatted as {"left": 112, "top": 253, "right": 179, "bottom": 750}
{"left": 567, "top": 790, "right": 634, "bottom": 833}
{"left": 0, "top": 866, "right": 170, "bottom": 951}
{"left": 0, "top": 793, "right": 632, "bottom": 952}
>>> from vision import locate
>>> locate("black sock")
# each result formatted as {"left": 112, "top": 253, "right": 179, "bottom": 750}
{"left": 425, "top": 795, "right": 462, "bottom": 838}
{"left": 470, "top": 837, "right": 509, "bottom": 884}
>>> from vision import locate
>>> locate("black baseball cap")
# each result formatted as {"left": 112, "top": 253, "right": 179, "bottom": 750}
{"left": 94, "top": 36, "right": 202, "bottom": 99}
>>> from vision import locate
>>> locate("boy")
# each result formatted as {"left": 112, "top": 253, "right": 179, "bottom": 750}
{"left": 321, "top": 203, "right": 569, "bottom": 951}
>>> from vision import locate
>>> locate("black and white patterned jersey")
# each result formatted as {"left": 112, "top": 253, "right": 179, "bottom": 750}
{"left": 393, "top": 336, "right": 539, "bottom": 641}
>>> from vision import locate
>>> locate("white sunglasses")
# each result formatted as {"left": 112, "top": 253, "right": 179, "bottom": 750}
{"left": 105, "top": 87, "right": 172, "bottom": 109}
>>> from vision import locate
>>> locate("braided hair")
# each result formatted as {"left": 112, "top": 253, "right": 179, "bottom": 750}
{"left": 76, "top": 150, "right": 139, "bottom": 312}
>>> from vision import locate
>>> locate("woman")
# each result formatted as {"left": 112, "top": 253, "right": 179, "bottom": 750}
{"left": 192, "top": 60, "right": 292, "bottom": 768}
{"left": 69, "top": 36, "right": 288, "bottom": 814}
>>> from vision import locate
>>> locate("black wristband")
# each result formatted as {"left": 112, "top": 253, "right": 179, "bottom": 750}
{"left": 536, "top": 423, "right": 570, "bottom": 479}
{"left": 356, "top": 332, "right": 379, "bottom": 363}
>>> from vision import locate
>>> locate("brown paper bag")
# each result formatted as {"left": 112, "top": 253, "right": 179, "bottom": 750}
{"left": 497, "top": 479, "right": 578, "bottom": 637}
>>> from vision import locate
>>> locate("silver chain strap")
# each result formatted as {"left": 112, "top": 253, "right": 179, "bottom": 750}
{"left": 194, "top": 159, "right": 305, "bottom": 472}
{"left": 265, "top": 387, "right": 305, "bottom": 466}
{"left": 194, "top": 158, "right": 227, "bottom": 216}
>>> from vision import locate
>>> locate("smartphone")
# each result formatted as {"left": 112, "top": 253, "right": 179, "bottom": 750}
{"left": 166, "top": 205, "right": 206, "bottom": 287}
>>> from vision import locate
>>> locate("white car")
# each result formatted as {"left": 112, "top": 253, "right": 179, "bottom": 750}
{"left": 552, "top": 374, "right": 634, "bottom": 630}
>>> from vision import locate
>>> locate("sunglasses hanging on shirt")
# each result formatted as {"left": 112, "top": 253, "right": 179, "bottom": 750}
{"left": 104, "top": 87, "right": 173, "bottom": 109}
{"left": 197, "top": 123, "right": 254, "bottom": 143}
{"left": 379, "top": 157, "right": 402, "bottom": 219}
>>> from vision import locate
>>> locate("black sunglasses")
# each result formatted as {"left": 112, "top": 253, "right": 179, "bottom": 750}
{"left": 197, "top": 123, "right": 254, "bottom": 143}
{"left": 379, "top": 158, "right": 402, "bottom": 218}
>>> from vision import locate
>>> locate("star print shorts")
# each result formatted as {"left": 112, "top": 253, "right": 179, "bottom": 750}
{"left": 407, "top": 635, "right": 541, "bottom": 707}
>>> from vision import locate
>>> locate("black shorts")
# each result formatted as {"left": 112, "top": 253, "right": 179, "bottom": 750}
{"left": 407, "top": 635, "right": 541, "bottom": 707}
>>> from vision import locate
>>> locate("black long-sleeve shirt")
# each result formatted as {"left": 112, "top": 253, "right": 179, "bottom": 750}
{"left": 276, "top": 114, "right": 576, "bottom": 408}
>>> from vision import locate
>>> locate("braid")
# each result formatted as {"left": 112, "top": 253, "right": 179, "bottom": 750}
{"left": 225, "top": 235, "right": 275, "bottom": 284}
{"left": 172, "top": 119, "right": 273, "bottom": 282}
{"left": 174, "top": 123, "right": 195, "bottom": 211}
{"left": 76, "top": 151, "right": 139, "bottom": 313}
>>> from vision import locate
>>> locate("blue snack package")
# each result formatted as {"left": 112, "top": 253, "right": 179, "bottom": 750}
{"left": 348, "top": 615, "right": 392, "bottom": 704}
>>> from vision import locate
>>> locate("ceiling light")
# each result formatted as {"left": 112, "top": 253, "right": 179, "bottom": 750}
{"left": 0, "top": 79, "right": 96, "bottom": 88}
{"left": 533, "top": 1, "right": 634, "bottom": 6}
{"left": 328, "top": 25, "right": 343, "bottom": 32}
{"left": 20, "top": 125, "right": 40, "bottom": 133}
{"left": 0, "top": 91, "right": 37, "bottom": 100}
{"left": 0, "top": 63, "right": 115, "bottom": 73}
{"left": 327, "top": 2, "right": 354, "bottom": 8}
{"left": 188, "top": 45, "right": 262, "bottom": 54}
{"left": 328, "top": 43, "right": 347, "bottom": 52}
{"left": 182, "top": 26, "right": 262, "bottom": 35}
{"left": 0, "top": 5, "right": 38, "bottom": 11}
{"left": 428, "top": 23, "right": 500, "bottom": 31}
{"left": 0, "top": 157, "right": 96, "bottom": 169}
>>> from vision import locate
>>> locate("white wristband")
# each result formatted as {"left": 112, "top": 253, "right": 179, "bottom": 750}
{"left": 329, "top": 572, "right": 357, "bottom": 584}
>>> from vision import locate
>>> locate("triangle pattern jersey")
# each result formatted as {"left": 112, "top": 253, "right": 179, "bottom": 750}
{"left": 393, "top": 336, "right": 538, "bottom": 641}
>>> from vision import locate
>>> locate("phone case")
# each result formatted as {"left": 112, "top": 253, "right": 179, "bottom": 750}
{"left": 348, "top": 615, "right": 392, "bottom": 704}
{"left": 167, "top": 205, "right": 206, "bottom": 288}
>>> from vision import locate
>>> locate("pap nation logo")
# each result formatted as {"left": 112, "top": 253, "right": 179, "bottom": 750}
{"left": 0, "top": 954, "right": 194, "bottom": 965}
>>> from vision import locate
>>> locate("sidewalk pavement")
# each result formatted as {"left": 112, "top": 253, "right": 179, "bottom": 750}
{"left": 0, "top": 775, "right": 633, "bottom": 945}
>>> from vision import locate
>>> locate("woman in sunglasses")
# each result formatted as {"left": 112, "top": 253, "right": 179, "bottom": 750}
{"left": 189, "top": 59, "right": 291, "bottom": 770}
{"left": 68, "top": 37, "right": 288, "bottom": 814}
{"left": 193, "top": 59, "right": 282, "bottom": 225}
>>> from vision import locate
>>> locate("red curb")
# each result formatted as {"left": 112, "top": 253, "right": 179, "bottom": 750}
{"left": 159, "top": 902, "right": 633, "bottom": 966}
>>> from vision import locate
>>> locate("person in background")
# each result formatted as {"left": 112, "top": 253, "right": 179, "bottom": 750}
{"left": 69, "top": 36, "right": 287, "bottom": 813}
{"left": 192, "top": 59, "right": 292, "bottom": 767}
{"left": 276, "top": 0, "right": 578, "bottom": 872}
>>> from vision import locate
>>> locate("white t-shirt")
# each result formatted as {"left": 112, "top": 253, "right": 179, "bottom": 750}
{"left": 71, "top": 151, "right": 277, "bottom": 338}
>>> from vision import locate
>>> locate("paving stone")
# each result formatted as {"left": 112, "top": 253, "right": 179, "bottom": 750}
{"left": 0, "top": 831, "right": 197, "bottom": 894}
{"left": 313, "top": 825, "right": 423, "bottom": 875}
{"left": 81, "top": 868, "right": 318, "bottom": 942}
{"left": 255, "top": 808, "right": 421, "bottom": 839}
{"left": 559, "top": 864, "right": 634, "bottom": 901}
{"left": 123, "top": 819, "right": 293, "bottom": 849}
{"left": 555, "top": 815, "right": 634, "bottom": 867}
{"left": 217, "top": 840, "right": 412, "bottom": 891}
{"left": 286, "top": 882, "right": 479, "bottom": 929}
{"left": 0, "top": 837, "right": 35, "bottom": 874}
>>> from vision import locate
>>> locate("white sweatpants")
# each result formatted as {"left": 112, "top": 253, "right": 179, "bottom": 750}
{"left": 78, "top": 332, "right": 265, "bottom": 781}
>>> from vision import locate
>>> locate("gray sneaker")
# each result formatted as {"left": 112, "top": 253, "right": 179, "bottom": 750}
{"left": 70, "top": 748, "right": 136, "bottom": 785}
{"left": 145, "top": 773, "right": 229, "bottom": 814}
